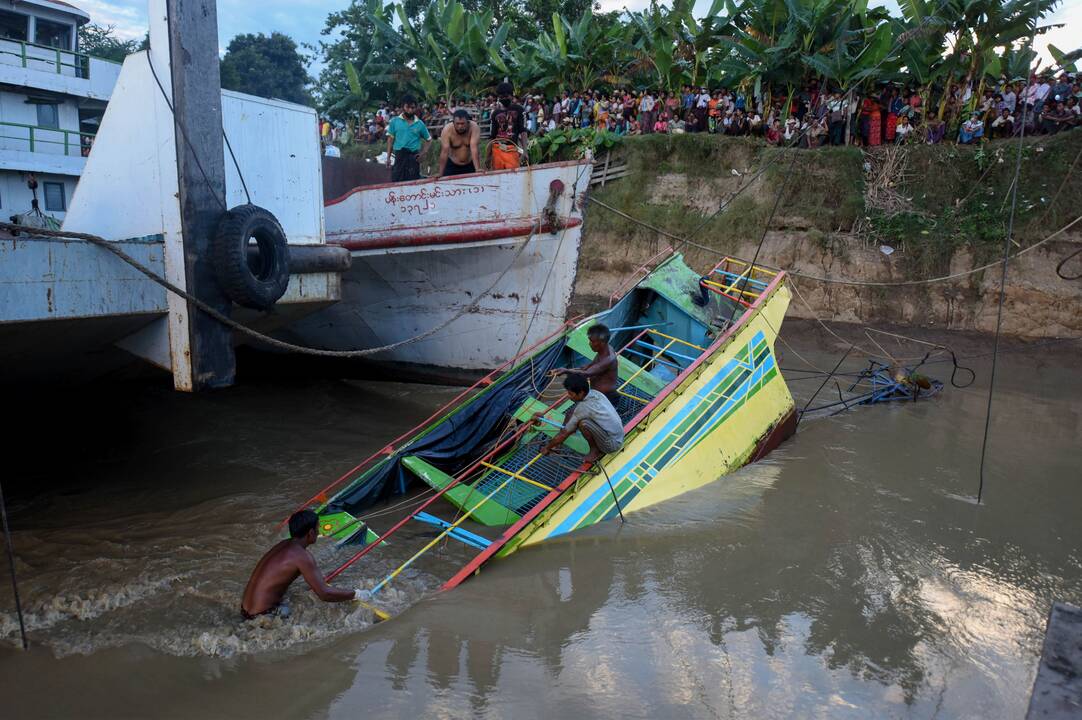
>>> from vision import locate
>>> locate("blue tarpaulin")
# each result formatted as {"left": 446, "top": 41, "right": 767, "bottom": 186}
{"left": 327, "top": 338, "right": 567, "bottom": 515}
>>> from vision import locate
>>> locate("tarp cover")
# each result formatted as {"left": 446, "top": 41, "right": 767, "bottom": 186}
{"left": 328, "top": 338, "right": 567, "bottom": 515}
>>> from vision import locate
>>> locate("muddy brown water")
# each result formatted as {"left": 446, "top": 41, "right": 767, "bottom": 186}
{"left": 0, "top": 324, "right": 1079, "bottom": 719}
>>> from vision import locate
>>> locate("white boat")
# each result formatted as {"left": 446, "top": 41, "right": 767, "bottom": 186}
{"left": 286, "top": 159, "right": 593, "bottom": 381}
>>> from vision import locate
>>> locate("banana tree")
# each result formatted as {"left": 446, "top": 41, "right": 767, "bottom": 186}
{"left": 1046, "top": 43, "right": 1079, "bottom": 73}
{"left": 939, "top": 0, "right": 1062, "bottom": 113}
{"left": 512, "top": 11, "right": 627, "bottom": 95}
{"left": 368, "top": 0, "right": 510, "bottom": 104}
{"left": 626, "top": 2, "right": 693, "bottom": 92}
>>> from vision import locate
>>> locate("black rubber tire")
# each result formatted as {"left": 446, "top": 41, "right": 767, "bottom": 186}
{"left": 212, "top": 204, "right": 290, "bottom": 311}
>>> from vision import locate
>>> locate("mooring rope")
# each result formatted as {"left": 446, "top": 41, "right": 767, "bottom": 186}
{"left": 588, "top": 195, "right": 1081, "bottom": 288}
{"left": 0, "top": 220, "right": 536, "bottom": 359}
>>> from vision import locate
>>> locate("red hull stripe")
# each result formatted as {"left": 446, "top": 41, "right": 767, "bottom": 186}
{"left": 330, "top": 217, "right": 581, "bottom": 251}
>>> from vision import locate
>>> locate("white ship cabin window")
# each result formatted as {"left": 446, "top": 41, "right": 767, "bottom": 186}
{"left": 0, "top": 10, "right": 28, "bottom": 41}
{"left": 36, "top": 103, "right": 59, "bottom": 129}
{"left": 35, "top": 19, "right": 72, "bottom": 50}
{"left": 43, "top": 182, "right": 65, "bottom": 212}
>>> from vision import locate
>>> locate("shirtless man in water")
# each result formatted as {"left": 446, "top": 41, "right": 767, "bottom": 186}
{"left": 551, "top": 323, "right": 620, "bottom": 410}
{"left": 434, "top": 108, "right": 481, "bottom": 178}
{"left": 241, "top": 510, "right": 364, "bottom": 619}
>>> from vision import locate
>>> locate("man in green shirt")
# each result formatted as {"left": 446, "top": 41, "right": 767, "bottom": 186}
{"left": 385, "top": 95, "right": 432, "bottom": 182}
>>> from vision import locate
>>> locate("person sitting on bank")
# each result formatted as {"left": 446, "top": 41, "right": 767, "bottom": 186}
{"left": 535, "top": 374, "right": 625, "bottom": 463}
{"left": 385, "top": 95, "right": 431, "bottom": 182}
{"left": 434, "top": 108, "right": 481, "bottom": 179}
{"left": 550, "top": 323, "right": 620, "bottom": 410}
{"left": 241, "top": 510, "right": 366, "bottom": 620}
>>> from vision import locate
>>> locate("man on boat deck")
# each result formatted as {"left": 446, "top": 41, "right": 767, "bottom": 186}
{"left": 551, "top": 323, "right": 620, "bottom": 410}
{"left": 434, "top": 109, "right": 481, "bottom": 178}
{"left": 241, "top": 510, "right": 365, "bottom": 620}
{"left": 537, "top": 374, "right": 625, "bottom": 463}
{"left": 489, "top": 81, "right": 527, "bottom": 170}
{"left": 385, "top": 95, "right": 431, "bottom": 182}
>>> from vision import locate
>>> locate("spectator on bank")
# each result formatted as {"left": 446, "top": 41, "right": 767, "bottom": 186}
{"left": 1041, "top": 101, "right": 1074, "bottom": 134}
{"left": 958, "top": 113, "right": 984, "bottom": 144}
{"left": 925, "top": 116, "right": 946, "bottom": 144}
{"left": 765, "top": 119, "right": 782, "bottom": 145}
{"left": 895, "top": 114, "right": 913, "bottom": 143}
{"left": 638, "top": 92, "right": 655, "bottom": 134}
{"left": 990, "top": 108, "right": 1014, "bottom": 138}
{"left": 1002, "top": 83, "right": 1018, "bottom": 114}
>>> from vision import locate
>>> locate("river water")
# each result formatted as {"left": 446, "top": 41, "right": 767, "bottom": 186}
{"left": 0, "top": 324, "right": 1079, "bottom": 719}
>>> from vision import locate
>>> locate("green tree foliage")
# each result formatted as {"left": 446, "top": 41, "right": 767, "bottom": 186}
{"left": 77, "top": 24, "right": 145, "bottom": 62}
{"left": 220, "top": 32, "right": 313, "bottom": 106}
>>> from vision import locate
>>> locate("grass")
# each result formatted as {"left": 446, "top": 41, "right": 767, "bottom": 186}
{"left": 870, "top": 130, "right": 1082, "bottom": 278}
{"left": 585, "top": 134, "right": 865, "bottom": 253}
{"left": 584, "top": 130, "right": 1081, "bottom": 280}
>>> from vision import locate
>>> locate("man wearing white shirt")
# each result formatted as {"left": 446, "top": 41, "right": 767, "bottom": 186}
{"left": 1002, "top": 85, "right": 1017, "bottom": 114}
{"left": 1035, "top": 76, "right": 1052, "bottom": 112}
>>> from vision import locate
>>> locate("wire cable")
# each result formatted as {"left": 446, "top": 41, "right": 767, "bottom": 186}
{"left": 977, "top": 0, "right": 1042, "bottom": 505}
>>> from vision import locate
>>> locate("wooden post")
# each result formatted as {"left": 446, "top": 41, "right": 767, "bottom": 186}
{"left": 166, "top": 0, "right": 235, "bottom": 390}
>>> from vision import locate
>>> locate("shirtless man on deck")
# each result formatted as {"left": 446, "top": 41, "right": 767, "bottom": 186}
{"left": 551, "top": 323, "right": 620, "bottom": 410}
{"left": 434, "top": 109, "right": 481, "bottom": 178}
{"left": 241, "top": 510, "right": 365, "bottom": 620}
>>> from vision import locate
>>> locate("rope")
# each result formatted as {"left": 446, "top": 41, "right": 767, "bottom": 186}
{"left": 798, "top": 344, "right": 853, "bottom": 423}
{"left": 724, "top": 149, "right": 800, "bottom": 329}
{"left": 0, "top": 221, "right": 537, "bottom": 359}
{"left": 1056, "top": 246, "right": 1082, "bottom": 281}
{"left": 668, "top": 212, "right": 1082, "bottom": 287}
{"left": 146, "top": 52, "right": 229, "bottom": 213}
{"left": 977, "top": 0, "right": 1042, "bottom": 505}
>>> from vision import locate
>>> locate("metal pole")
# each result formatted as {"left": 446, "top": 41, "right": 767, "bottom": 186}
{"left": 798, "top": 344, "right": 853, "bottom": 423}
{"left": 0, "top": 479, "right": 28, "bottom": 650}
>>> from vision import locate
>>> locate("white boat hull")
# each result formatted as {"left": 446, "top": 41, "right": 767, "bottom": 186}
{"left": 288, "top": 160, "right": 592, "bottom": 376}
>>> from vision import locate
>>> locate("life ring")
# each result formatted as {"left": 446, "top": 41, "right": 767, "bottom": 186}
{"left": 212, "top": 204, "right": 291, "bottom": 310}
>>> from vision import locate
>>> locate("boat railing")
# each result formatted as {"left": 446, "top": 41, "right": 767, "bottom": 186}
{"left": 615, "top": 329, "right": 707, "bottom": 406}
{"left": 699, "top": 257, "right": 780, "bottom": 308}
{"left": 325, "top": 391, "right": 572, "bottom": 582}
{"left": 282, "top": 320, "right": 577, "bottom": 527}
{"left": 323, "top": 321, "right": 694, "bottom": 590}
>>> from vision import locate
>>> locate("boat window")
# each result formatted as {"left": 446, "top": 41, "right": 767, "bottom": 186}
{"left": 34, "top": 19, "right": 71, "bottom": 50}
{"left": 44, "top": 182, "right": 66, "bottom": 212}
{"left": 36, "top": 102, "right": 59, "bottom": 129}
{"left": 0, "top": 10, "right": 27, "bottom": 41}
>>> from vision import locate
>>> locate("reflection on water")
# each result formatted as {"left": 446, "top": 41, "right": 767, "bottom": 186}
{"left": 0, "top": 330, "right": 1079, "bottom": 719}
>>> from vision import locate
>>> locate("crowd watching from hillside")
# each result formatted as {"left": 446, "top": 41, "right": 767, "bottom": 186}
{"left": 317, "top": 71, "right": 1081, "bottom": 162}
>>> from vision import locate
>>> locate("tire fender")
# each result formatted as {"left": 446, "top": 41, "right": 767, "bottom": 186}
{"left": 212, "top": 204, "right": 291, "bottom": 311}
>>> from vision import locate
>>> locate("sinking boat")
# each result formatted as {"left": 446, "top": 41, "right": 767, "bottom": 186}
{"left": 285, "top": 159, "right": 592, "bottom": 383}
{"left": 289, "top": 250, "right": 796, "bottom": 606}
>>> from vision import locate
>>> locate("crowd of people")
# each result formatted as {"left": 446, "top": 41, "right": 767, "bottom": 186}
{"left": 321, "top": 71, "right": 1080, "bottom": 156}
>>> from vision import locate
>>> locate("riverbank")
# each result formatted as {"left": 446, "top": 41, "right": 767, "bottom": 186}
{"left": 575, "top": 132, "right": 1082, "bottom": 338}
